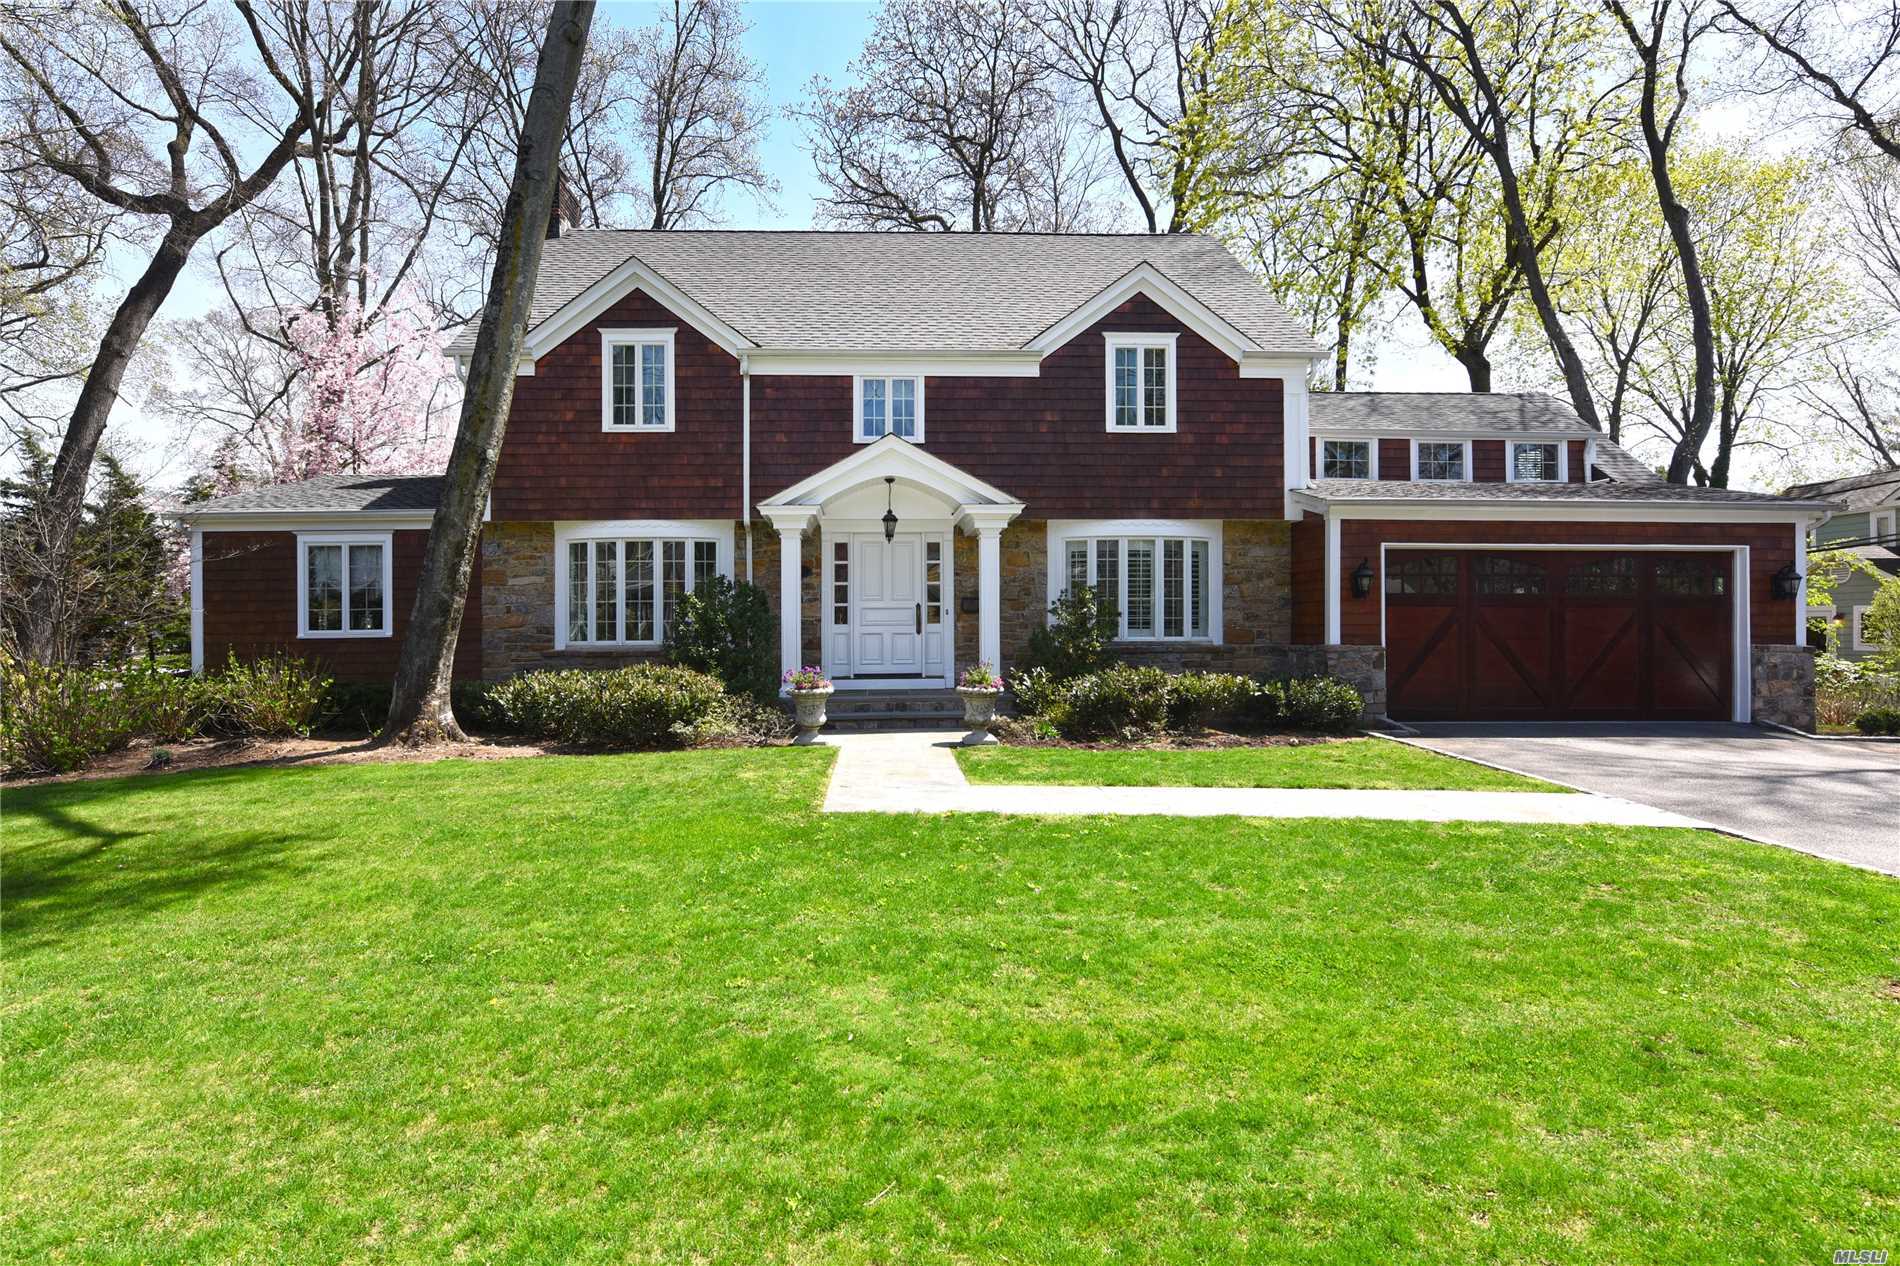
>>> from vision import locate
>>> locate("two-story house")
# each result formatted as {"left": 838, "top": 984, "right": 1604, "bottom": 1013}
{"left": 179, "top": 229, "right": 1837, "bottom": 724}
{"left": 1785, "top": 468, "right": 1899, "bottom": 661}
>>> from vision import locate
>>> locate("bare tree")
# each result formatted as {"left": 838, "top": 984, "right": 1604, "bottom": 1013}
{"left": 1716, "top": 0, "right": 1900, "bottom": 161}
{"left": 1034, "top": 0, "right": 1228, "bottom": 231}
{"left": 0, "top": 0, "right": 349, "bottom": 662}
{"left": 384, "top": 0, "right": 597, "bottom": 745}
{"left": 794, "top": 0, "right": 1068, "bottom": 231}
{"left": 1804, "top": 350, "right": 1900, "bottom": 470}
{"left": 633, "top": 0, "right": 774, "bottom": 229}
{"left": 1604, "top": 0, "right": 1719, "bottom": 483}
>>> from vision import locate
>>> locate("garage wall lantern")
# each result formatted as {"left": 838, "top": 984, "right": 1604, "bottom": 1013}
{"left": 882, "top": 476, "right": 898, "bottom": 543}
{"left": 1771, "top": 562, "right": 1802, "bottom": 601}
{"left": 1351, "top": 558, "right": 1375, "bottom": 599}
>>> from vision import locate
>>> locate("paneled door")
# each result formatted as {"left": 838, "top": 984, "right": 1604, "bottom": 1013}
{"left": 851, "top": 533, "right": 924, "bottom": 676}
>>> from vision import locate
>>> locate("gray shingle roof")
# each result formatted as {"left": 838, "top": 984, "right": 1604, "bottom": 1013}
{"left": 1590, "top": 439, "right": 1661, "bottom": 483}
{"left": 180, "top": 473, "right": 443, "bottom": 517}
{"left": 444, "top": 229, "right": 1322, "bottom": 357}
{"left": 1783, "top": 468, "right": 1900, "bottom": 511}
{"left": 1308, "top": 391, "right": 1593, "bottom": 436}
{"left": 1300, "top": 478, "right": 1836, "bottom": 508}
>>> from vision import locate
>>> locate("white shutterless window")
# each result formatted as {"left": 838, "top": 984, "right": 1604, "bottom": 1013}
{"left": 1413, "top": 439, "right": 1469, "bottom": 481}
{"left": 1104, "top": 332, "right": 1178, "bottom": 431}
{"left": 1057, "top": 527, "right": 1217, "bottom": 641}
{"left": 855, "top": 375, "right": 923, "bottom": 442}
{"left": 1509, "top": 440, "right": 1565, "bottom": 481}
{"left": 297, "top": 533, "right": 393, "bottom": 638}
{"left": 1319, "top": 437, "right": 1374, "bottom": 479}
{"left": 600, "top": 328, "right": 676, "bottom": 431}
{"left": 554, "top": 522, "right": 731, "bottom": 648}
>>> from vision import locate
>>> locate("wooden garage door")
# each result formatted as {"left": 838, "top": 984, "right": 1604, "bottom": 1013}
{"left": 1386, "top": 551, "right": 1732, "bottom": 721}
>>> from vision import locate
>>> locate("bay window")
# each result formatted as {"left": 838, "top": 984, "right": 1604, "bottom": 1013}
{"left": 556, "top": 525, "right": 727, "bottom": 647}
{"left": 1058, "top": 527, "right": 1216, "bottom": 641}
{"left": 601, "top": 328, "right": 675, "bottom": 431}
{"left": 298, "top": 534, "right": 392, "bottom": 638}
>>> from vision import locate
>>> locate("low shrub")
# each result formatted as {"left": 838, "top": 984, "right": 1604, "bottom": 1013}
{"left": 484, "top": 664, "right": 729, "bottom": 748}
{"left": 1815, "top": 654, "right": 1900, "bottom": 729}
{"left": 1007, "top": 665, "right": 1065, "bottom": 716}
{"left": 1855, "top": 707, "right": 1900, "bottom": 736}
{"left": 122, "top": 666, "right": 204, "bottom": 742}
{"left": 1024, "top": 585, "right": 1118, "bottom": 682}
{"left": 1048, "top": 664, "right": 1171, "bottom": 740}
{"left": 1165, "top": 671, "right": 1257, "bottom": 730}
{"left": 199, "top": 653, "right": 331, "bottom": 739}
{"left": 322, "top": 682, "right": 393, "bottom": 734}
{"left": 675, "top": 693, "right": 795, "bottom": 746}
{"left": 1281, "top": 675, "right": 1364, "bottom": 732}
{"left": 0, "top": 654, "right": 139, "bottom": 774}
{"left": 665, "top": 577, "right": 778, "bottom": 702}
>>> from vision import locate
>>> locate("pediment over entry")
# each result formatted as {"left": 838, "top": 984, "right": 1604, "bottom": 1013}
{"left": 755, "top": 435, "right": 1025, "bottom": 535}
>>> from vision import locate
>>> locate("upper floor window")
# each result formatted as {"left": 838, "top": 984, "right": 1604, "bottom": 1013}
{"left": 1415, "top": 440, "right": 1468, "bottom": 481}
{"left": 1510, "top": 441, "right": 1563, "bottom": 482}
{"left": 298, "top": 533, "right": 392, "bottom": 638}
{"left": 601, "top": 328, "right": 675, "bottom": 432}
{"left": 1320, "top": 438, "right": 1372, "bottom": 479}
{"left": 1874, "top": 509, "right": 1897, "bottom": 543}
{"left": 1104, "top": 332, "right": 1177, "bottom": 431}
{"left": 856, "top": 375, "right": 923, "bottom": 443}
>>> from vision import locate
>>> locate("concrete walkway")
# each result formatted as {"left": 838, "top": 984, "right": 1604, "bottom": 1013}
{"left": 820, "top": 729, "right": 1712, "bottom": 829}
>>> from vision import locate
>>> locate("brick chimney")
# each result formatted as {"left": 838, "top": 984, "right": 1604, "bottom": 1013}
{"left": 547, "top": 171, "right": 581, "bottom": 240}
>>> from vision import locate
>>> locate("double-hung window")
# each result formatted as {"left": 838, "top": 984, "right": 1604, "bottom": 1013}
{"left": 1510, "top": 441, "right": 1563, "bottom": 482}
{"left": 855, "top": 375, "right": 922, "bottom": 442}
{"left": 560, "top": 532, "right": 721, "bottom": 646}
{"left": 1320, "top": 438, "right": 1373, "bottom": 479}
{"left": 1060, "top": 531, "right": 1214, "bottom": 640}
{"left": 1104, "top": 332, "right": 1177, "bottom": 431}
{"left": 298, "top": 534, "right": 392, "bottom": 637}
{"left": 1414, "top": 440, "right": 1468, "bottom": 481}
{"left": 601, "top": 328, "right": 675, "bottom": 431}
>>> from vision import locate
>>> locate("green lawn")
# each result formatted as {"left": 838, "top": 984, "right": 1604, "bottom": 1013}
{"left": 5, "top": 751, "right": 1897, "bottom": 1263}
{"left": 958, "top": 736, "right": 1561, "bottom": 790}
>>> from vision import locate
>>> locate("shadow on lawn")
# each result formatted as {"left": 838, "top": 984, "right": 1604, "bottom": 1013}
{"left": 5, "top": 782, "right": 318, "bottom": 955}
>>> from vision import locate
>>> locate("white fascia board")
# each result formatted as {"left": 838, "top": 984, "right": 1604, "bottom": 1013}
{"left": 1301, "top": 500, "right": 1832, "bottom": 524}
{"left": 179, "top": 511, "right": 437, "bottom": 532}
{"left": 1023, "top": 262, "right": 1260, "bottom": 364}
{"left": 759, "top": 433, "right": 1022, "bottom": 510}
{"left": 747, "top": 350, "right": 1042, "bottom": 377}
{"left": 1238, "top": 353, "right": 1328, "bottom": 377}
{"left": 523, "top": 253, "right": 754, "bottom": 362}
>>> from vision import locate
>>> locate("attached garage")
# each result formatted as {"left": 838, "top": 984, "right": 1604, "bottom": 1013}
{"left": 1384, "top": 549, "right": 1734, "bottom": 721}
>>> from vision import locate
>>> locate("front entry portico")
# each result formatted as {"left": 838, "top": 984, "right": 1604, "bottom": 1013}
{"left": 756, "top": 436, "right": 1025, "bottom": 689}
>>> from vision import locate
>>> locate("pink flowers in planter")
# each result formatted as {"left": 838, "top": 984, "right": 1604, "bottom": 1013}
{"left": 782, "top": 666, "right": 832, "bottom": 692}
{"left": 958, "top": 661, "right": 1002, "bottom": 691}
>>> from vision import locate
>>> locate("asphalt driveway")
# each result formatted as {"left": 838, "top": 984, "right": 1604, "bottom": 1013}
{"left": 1400, "top": 723, "right": 1900, "bottom": 875}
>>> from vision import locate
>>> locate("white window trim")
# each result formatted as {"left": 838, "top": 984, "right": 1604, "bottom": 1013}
{"left": 296, "top": 532, "right": 394, "bottom": 639}
{"left": 1873, "top": 509, "right": 1897, "bottom": 542}
{"left": 1410, "top": 438, "right": 1472, "bottom": 482}
{"left": 1103, "top": 331, "right": 1179, "bottom": 433}
{"left": 1316, "top": 434, "right": 1379, "bottom": 480}
{"left": 852, "top": 373, "right": 926, "bottom": 444}
{"left": 1045, "top": 519, "right": 1222, "bottom": 642}
{"left": 552, "top": 519, "right": 734, "bottom": 650}
{"left": 1852, "top": 604, "right": 1879, "bottom": 652}
{"left": 600, "top": 327, "right": 677, "bottom": 433}
{"left": 1507, "top": 439, "right": 1568, "bottom": 483}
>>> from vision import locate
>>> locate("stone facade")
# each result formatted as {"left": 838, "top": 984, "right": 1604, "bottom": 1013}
{"left": 1751, "top": 643, "right": 1817, "bottom": 732}
{"left": 480, "top": 521, "right": 673, "bottom": 677}
{"left": 749, "top": 525, "right": 822, "bottom": 670}
{"left": 1256, "top": 643, "right": 1388, "bottom": 722}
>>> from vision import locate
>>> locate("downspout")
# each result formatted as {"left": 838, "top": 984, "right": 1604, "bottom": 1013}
{"left": 741, "top": 353, "right": 753, "bottom": 584}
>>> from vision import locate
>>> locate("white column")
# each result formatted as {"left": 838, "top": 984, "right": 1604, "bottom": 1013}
{"left": 1323, "top": 513, "right": 1342, "bottom": 644}
{"left": 977, "top": 524, "right": 1003, "bottom": 671}
{"left": 188, "top": 527, "right": 205, "bottom": 675}
{"left": 777, "top": 526, "right": 803, "bottom": 682}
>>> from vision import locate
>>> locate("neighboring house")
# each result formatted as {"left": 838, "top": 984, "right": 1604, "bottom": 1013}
{"left": 1784, "top": 468, "right": 1900, "bottom": 662}
{"left": 178, "top": 229, "right": 1840, "bottom": 724}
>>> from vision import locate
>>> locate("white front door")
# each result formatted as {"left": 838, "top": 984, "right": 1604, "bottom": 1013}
{"left": 851, "top": 532, "right": 923, "bottom": 674}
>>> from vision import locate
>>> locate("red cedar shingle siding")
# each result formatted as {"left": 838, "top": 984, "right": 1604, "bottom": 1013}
{"left": 1290, "top": 512, "right": 1326, "bottom": 643}
{"left": 1568, "top": 440, "right": 1587, "bottom": 483}
{"left": 1332, "top": 519, "right": 1796, "bottom": 646}
{"left": 494, "top": 290, "right": 1285, "bottom": 521}
{"left": 1378, "top": 438, "right": 1410, "bottom": 480}
{"left": 1472, "top": 440, "right": 1506, "bottom": 482}
{"left": 201, "top": 529, "right": 481, "bottom": 683}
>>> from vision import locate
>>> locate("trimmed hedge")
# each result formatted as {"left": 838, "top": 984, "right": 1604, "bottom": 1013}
{"left": 1855, "top": 707, "right": 1900, "bottom": 736}
{"left": 1011, "top": 665, "right": 1365, "bottom": 741}
{"left": 482, "top": 664, "right": 732, "bottom": 748}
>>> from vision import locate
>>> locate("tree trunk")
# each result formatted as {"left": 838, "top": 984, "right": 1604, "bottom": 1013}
{"left": 17, "top": 228, "right": 196, "bottom": 662}
{"left": 1456, "top": 346, "right": 1492, "bottom": 392}
{"left": 381, "top": 0, "right": 597, "bottom": 745}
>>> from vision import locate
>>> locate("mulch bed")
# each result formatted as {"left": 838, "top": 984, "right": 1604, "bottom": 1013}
{"left": 989, "top": 719, "right": 1355, "bottom": 751}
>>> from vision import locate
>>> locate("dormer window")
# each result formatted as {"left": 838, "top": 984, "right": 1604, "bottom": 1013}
{"left": 1105, "top": 332, "right": 1177, "bottom": 431}
{"left": 601, "top": 328, "right": 675, "bottom": 431}
{"left": 856, "top": 375, "right": 923, "bottom": 443}
{"left": 1415, "top": 440, "right": 1469, "bottom": 481}
{"left": 1320, "top": 438, "right": 1373, "bottom": 479}
{"left": 1510, "top": 441, "right": 1563, "bottom": 482}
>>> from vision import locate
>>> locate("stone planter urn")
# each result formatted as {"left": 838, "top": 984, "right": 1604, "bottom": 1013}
{"left": 956, "top": 686, "right": 1001, "bottom": 746}
{"left": 789, "top": 686, "right": 833, "bottom": 745}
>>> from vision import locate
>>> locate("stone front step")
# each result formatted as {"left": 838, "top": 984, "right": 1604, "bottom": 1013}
{"left": 823, "top": 688, "right": 966, "bottom": 731}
